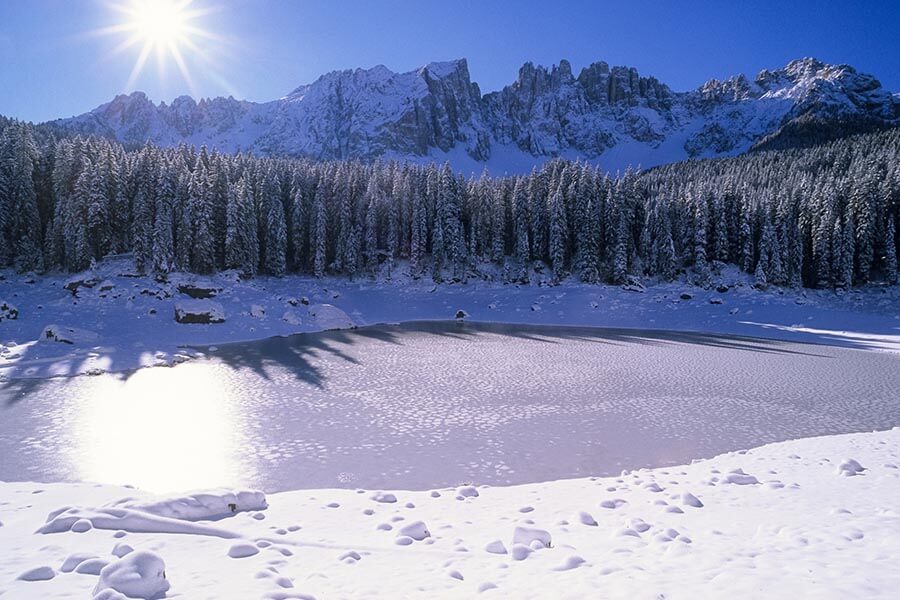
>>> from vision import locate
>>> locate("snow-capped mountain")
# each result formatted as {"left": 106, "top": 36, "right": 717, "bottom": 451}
{"left": 47, "top": 57, "right": 899, "bottom": 173}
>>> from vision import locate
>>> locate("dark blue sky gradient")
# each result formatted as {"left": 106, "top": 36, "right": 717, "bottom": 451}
{"left": 1, "top": 0, "right": 898, "bottom": 122}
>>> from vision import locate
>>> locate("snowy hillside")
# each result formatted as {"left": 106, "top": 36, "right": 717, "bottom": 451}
{"left": 47, "top": 58, "right": 900, "bottom": 173}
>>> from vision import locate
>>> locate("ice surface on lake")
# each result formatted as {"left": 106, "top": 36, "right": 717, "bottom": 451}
{"left": 1, "top": 322, "right": 898, "bottom": 493}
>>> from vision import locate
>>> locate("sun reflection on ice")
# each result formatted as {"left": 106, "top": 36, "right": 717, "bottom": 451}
{"left": 74, "top": 363, "right": 249, "bottom": 493}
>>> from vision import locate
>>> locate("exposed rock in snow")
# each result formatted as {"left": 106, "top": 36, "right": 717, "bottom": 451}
{"left": 249, "top": 304, "right": 266, "bottom": 318}
{"left": 174, "top": 300, "right": 225, "bottom": 324}
{"left": 93, "top": 551, "right": 170, "bottom": 599}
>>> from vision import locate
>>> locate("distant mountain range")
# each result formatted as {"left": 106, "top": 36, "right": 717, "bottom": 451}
{"left": 44, "top": 57, "right": 900, "bottom": 173}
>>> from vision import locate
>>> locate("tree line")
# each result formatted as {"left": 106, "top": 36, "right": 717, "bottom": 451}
{"left": 0, "top": 117, "right": 897, "bottom": 289}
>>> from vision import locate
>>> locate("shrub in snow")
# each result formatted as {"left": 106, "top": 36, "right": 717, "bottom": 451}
{"left": 455, "top": 309, "right": 468, "bottom": 319}
{"left": 64, "top": 276, "right": 99, "bottom": 295}
{"left": 0, "top": 301, "right": 18, "bottom": 321}
{"left": 174, "top": 300, "right": 225, "bottom": 324}
{"left": 176, "top": 280, "right": 221, "bottom": 299}
{"left": 93, "top": 551, "right": 169, "bottom": 599}
{"left": 40, "top": 324, "right": 98, "bottom": 344}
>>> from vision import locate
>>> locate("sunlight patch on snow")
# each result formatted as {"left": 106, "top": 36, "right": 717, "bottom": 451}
{"left": 742, "top": 321, "right": 900, "bottom": 353}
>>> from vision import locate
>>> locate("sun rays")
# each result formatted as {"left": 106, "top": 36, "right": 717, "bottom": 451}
{"left": 91, "top": 0, "right": 232, "bottom": 97}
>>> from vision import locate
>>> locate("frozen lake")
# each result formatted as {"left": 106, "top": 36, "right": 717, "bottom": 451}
{"left": 1, "top": 321, "right": 898, "bottom": 493}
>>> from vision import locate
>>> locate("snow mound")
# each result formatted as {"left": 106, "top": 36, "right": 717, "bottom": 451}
{"left": 307, "top": 303, "right": 355, "bottom": 330}
{"left": 93, "top": 551, "right": 170, "bottom": 599}
{"left": 18, "top": 565, "right": 55, "bottom": 581}
{"left": 838, "top": 458, "right": 866, "bottom": 476}
{"left": 370, "top": 491, "right": 397, "bottom": 503}
{"left": 512, "top": 526, "right": 551, "bottom": 548}
{"left": 120, "top": 489, "right": 267, "bottom": 521}
{"left": 38, "top": 506, "right": 238, "bottom": 538}
{"left": 227, "top": 542, "right": 259, "bottom": 558}
{"left": 174, "top": 300, "right": 225, "bottom": 324}
{"left": 397, "top": 520, "right": 430, "bottom": 541}
{"left": 722, "top": 469, "right": 760, "bottom": 485}
{"left": 282, "top": 310, "right": 302, "bottom": 325}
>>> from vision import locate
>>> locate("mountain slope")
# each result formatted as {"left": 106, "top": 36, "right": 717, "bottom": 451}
{"left": 47, "top": 57, "right": 899, "bottom": 173}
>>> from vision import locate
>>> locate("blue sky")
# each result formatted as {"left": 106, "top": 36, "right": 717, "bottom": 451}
{"left": 1, "top": 0, "right": 899, "bottom": 123}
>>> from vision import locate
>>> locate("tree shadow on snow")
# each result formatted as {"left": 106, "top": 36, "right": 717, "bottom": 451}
{"left": 200, "top": 320, "right": 833, "bottom": 391}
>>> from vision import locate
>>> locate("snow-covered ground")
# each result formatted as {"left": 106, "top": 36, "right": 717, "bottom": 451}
{"left": 2, "top": 429, "right": 899, "bottom": 599}
{"left": 1, "top": 256, "right": 898, "bottom": 380}
{"left": 2, "top": 257, "right": 899, "bottom": 598}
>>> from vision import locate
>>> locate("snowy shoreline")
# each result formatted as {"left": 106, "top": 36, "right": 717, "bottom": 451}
{"left": 3, "top": 428, "right": 900, "bottom": 598}
{"left": 2, "top": 258, "right": 899, "bottom": 381}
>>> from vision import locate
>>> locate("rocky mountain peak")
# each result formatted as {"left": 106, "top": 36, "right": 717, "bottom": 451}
{"left": 47, "top": 56, "right": 900, "bottom": 173}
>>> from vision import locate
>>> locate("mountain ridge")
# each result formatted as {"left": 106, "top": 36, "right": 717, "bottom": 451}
{"left": 44, "top": 56, "right": 900, "bottom": 173}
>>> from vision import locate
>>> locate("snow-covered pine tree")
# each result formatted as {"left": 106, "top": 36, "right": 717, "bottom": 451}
{"left": 549, "top": 182, "right": 569, "bottom": 280}
{"left": 883, "top": 213, "right": 897, "bottom": 285}
{"left": 312, "top": 180, "right": 328, "bottom": 278}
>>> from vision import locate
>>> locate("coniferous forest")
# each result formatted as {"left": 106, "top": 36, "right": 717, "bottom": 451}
{"left": 0, "top": 115, "right": 898, "bottom": 289}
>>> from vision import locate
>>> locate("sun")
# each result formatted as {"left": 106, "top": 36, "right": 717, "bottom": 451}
{"left": 131, "top": 0, "right": 191, "bottom": 48}
{"left": 96, "top": 0, "right": 222, "bottom": 94}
